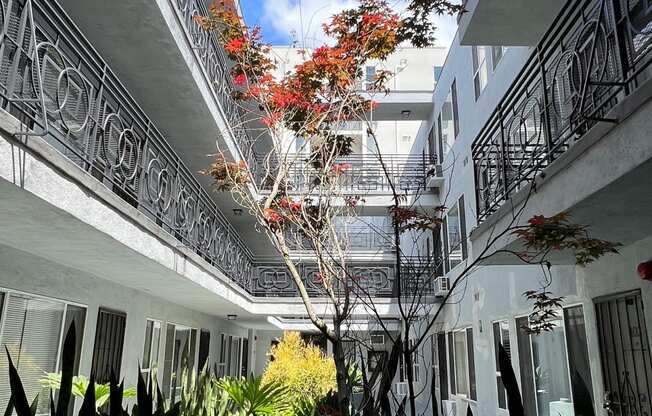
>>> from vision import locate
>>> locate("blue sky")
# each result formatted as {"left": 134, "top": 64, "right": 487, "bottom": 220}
{"left": 239, "top": 0, "right": 459, "bottom": 49}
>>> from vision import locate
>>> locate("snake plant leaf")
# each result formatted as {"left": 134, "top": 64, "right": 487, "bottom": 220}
{"left": 109, "top": 370, "right": 124, "bottom": 416}
{"left": 136, "top": 369, "right": 152, "bottom": 416}
{"left": 29, "top": 396, "right": 38, "bottom": 416}
{"left": 57, "top": 323, "right": 76, "bottom": 416}
{"left": 498, "top": 343, "right": 524, "bottom": 416}
{"left": 6, "top": 348, "right": 32, "bottom": 416}
{"left": 4, "top": 395, "right": 13, "bottom": 416}
{"left": 79, "top": 375, "right": 96, "bottom": 416}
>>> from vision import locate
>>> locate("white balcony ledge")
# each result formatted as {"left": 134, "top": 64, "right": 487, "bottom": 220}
{"left": 458, "top": 0, "right": 565, "bottom": 46}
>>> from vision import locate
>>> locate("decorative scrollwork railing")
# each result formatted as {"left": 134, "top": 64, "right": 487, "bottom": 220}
{"left": 472, "top": 0, "right": 652, "bottom": 223}
{"left": 252, "top": 262, "right": 437, "bottom": 298}
{"left": 169, "top": 0, "right": 259, "bottom": 184}
{"left": 285, "top": 225, "right": 395, "bottom": 252}
{"left": 262, "top": 154, "right": 438, "bottom": 194}
{"left": 0, "top": 0, "right": 255, "bottom": 291}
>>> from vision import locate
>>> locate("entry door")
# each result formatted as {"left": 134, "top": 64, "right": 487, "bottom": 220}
{"left": 595, "top": 291, "right": 652, "bottom": 415}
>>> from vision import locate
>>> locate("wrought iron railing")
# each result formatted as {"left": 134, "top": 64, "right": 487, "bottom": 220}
{"left": 169, "top": 0, "right": 259, "bottom": 183}
{"left": 0, "top": 0, "right": 440, "bottom": 300}
{"left": 0, "top": 0, "right": 255, "bottom": 291}
{"left": 285, "top": 225, "right": 395, "bottom": 251}
{"left": 263, "top": 154, "right": 438, "bottom": 193}
{"left": 252, "top": 262, "right": 437, "bottom": 298}
{"left": 472, "top": 0, "right": 652, "bottom": 222}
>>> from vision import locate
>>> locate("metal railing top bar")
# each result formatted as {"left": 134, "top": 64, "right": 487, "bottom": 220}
{"left": 472, "top": 0, "right": 652, "bottom": 223}
{"left": 262, "top": 153, "right": 439, "bottom": 193}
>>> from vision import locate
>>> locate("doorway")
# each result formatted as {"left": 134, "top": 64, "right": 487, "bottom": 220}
{"left": 595, "top": 290, "right": 652, "bottom": 415}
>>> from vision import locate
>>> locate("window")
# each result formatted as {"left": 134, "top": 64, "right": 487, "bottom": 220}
{"left": 439, "top": 80, "right": 459, "bottom": 157}
{"left": 443, "top": 195, "right": 468, "bottom": 271}
{"left": 449, "top": 328, "right": 477, "bottom": 400}
{"left": 492, "top": 321, "right": 511, "bottom": 409}
{"left": 427, "top": 126, "right": 437, "bottom": 162}
{"left": 142, "top": 319, "right": 162, "bottom": 385}
{"left": 365, "top": 65, "right": 376, "bottom": 91}
{"left": 218, "top": 333, "right": 246, "bottom": 378}
{"left": 472, "top": 46, "right": 489, "bottom": 99}
{"left": 91, "top": 308, "right": 126, "bottom": 383}
{"left": 492, "top": 46, "right": 507, "bottom": 69}
{"left": 399, "top": 339, "right": 420, "bottom": 383}
{"left": 0, "top": 291, "right": 86, "bottom": 415}
{"left": 368, "top": 350, "right": 387, "bottom": 373}
{"left": 162, "top": 323, "right": 197, "bottom": 400}
{"left": 516, "top": 305, "right": 593, "bottom": 416}
{"left": 436, "top": 333, "right": 449, "bottom": 402}
{"left": 434, "top": 66, "right": 443, "bottom": 82}
{"left": 197, "top": 330, "right": 211, "bottom": 372}
{"left": 295, "top": 136, "right": 305, "bottom": 153}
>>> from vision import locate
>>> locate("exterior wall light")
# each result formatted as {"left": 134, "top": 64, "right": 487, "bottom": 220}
{"left": 401, "top": 110, "right": 411, "bottom": 118}
{"left": 233, "top": 208, "right": 243, "bottom": 216}
{"left": 227, "top": 314, "right": 237, "bottom": 320}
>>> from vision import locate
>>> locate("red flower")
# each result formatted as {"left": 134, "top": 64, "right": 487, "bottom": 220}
{"left": 263, "top": 208, "right": 282, "bottom": 223}
{"left": 528, "top": 215, "right": 546, "bottom": 226}
{"left": 225, "top": 37, "right": 246, "bottom": 54}
{"left": 234, "top": 73, "right": 247, "bottom": 86}
{"left": 289, "top": 201, "right": 302, "bottom": 213}
{"left": 314, "top": 272, "right": 323, "bottom": 284}
{"left": 331, "top": 163, "right": 352, "bottom": 175}
{"left": 279, "top": 197, "right": 290, "bottom": 208}
{"left": 362, "top": 13, "right": 383, "bottom": 26}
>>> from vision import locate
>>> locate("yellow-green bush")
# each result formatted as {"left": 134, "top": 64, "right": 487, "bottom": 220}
{"left": 262, "top": 331, "right": 336, "bottom": 407}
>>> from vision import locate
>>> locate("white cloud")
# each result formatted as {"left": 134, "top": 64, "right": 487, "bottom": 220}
{"left": 260, "top": 0, "right": 459, "bottom": 49}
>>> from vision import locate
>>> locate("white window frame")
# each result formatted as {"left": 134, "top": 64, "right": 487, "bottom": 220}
{"left": 492, "top": 320, "right": 511, "bottom": 410}
{"left": 399, "top": 339, "right": 420, "bottom": 384}
{"left": 219, "top": 333, "right": 246, "bottom": 378}
{"left": 491, "top": 46, "right": 507, "bottom": 70}
{"left": 448, "top": 327, "right": 475, "bottom": 401}
{"left": 164, "top": 322, "right": 198, "bottom": 400}
{"left": 445, "top": 198, "right": 466, "bottom": 271}
{"left": 0, "top": 287, "right": 88, "bottom": 372}
{"left": 515, "top": 304, "right": 580, "bottom": 416}
{"left": 142, "top": 318, "right": 162, "bottom": 384}
{"left": 472, "top": 46, "right": 489, "bottom": 100}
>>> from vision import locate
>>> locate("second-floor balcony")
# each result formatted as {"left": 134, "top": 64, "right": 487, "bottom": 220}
{"left": 472, "top": 0, "right": 652, "bottom": 224}
{"left": 261, "top": 154, "right": 440, "bottom": 195}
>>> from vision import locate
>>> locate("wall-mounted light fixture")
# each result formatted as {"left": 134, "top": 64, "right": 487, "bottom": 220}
{"left": 401, "top": 110, "right": 411, "bottom": 119}
{"left": 233, "top": 208, "right": 243, "bottom": 216}
{"left": 227, "top": 314, "right": 237, "bottom": 321}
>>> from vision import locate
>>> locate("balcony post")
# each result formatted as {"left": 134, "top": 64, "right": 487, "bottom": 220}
{"left": 536, "top": 46, "right": 555, "bottom": 165}
{"left": 610, "top": 0, "right": 632, "bottom": 95}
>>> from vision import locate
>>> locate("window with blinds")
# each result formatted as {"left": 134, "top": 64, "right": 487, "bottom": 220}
{"left": 0, "top": 291, "right": 86, "bottom": 415}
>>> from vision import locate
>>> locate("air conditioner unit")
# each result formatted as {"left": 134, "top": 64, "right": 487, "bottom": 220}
{"left": 395, "top": 382, "right": 408, "bottom": 397}
{"left": 434, "top": 277, "right": 450, "bottom": 297}
{"left": 442, "top": 399, "right": 457, "bottom": 416}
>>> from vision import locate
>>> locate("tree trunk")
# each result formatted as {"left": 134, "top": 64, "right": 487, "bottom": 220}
{"left": 332, "top": 336, "right": 351, "bottom": 416}
{"left": 403, "top": 323, "right": 417, "bottom": 416}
